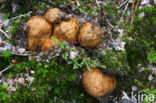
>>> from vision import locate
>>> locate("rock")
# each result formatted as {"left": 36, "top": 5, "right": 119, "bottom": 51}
{"left": 148, "top": 74, "right": 153, "bottom": 81}
{"left": 4, "top": 42, "right": 12, "bottom": 50}
{"left": 138, "top": 12, "right": 145, "bottom": 18}
{"left": 59, "top": 4, "right": 65, "bottom": 8}
{"left": 70, "top": 51, "right": 78, "bottom": 59}
{"left": 18, "top": 78, "right": 26, "bottom": 86}
{"left": 3, "top": 19, "right": 9, "bottom": 27}
{"left": 154, "top": 0, "right": 156, "bottom": 5}
{"left": 131, "top": 86, "right": 137, "bottom": 91}
{"left": 141, "top": 0, "right": 149, "bottom": 5}
{"left": 18, "top": 48, "right": 26, "bottom": 54}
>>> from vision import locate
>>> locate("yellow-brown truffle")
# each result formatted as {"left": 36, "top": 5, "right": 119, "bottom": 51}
{"left": 78, "top": 22, "right": 103, "bottom": 48}
{"left": 82, "top": 67, "right": 116, "bottom": 98}
{"left": 26, "top": 15, "right": 52, "bottom": 51}
{"left": 44, "top": 8, "right": 66, "bottom": 24}
{"left": 53, "top": 17, "right": 80, "bottom": 43}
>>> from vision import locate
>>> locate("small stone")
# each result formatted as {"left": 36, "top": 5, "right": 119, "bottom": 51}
{"left": 59, "top": 4, "right": 65, "bottom": 8}
{"left": 46, "top": 59, "right": 49, "bottom": 62}
{"left": 154, "top": 0, "right": 156, "bottom": 5}
{"left": 127, "top": 37, "right": 133, "bottom": 41}
{"left": 26, "top": 76, "right": 34, "bottom": 86}
{"left": 0, "top": 42, "right": 4, "bottom": 46}
{"left": 12, "top": 59, "right": 18, "bottom": 64}
{"left": 18, "top": 48, "right": 26, "bottom": 54}
{"left": 63, "top": 41, "right": 69, "bottom": 45}
{"left": 141, "top": 0, "right": 149, "bottom": 5}
{"left": 11, "top": 87, "right": 16, "bottom": 91}
{"left": 148, "top": 75, "right": 153, "bottom": 81}
{"left": 44, "top": 65, "right": 48, "bottom": 68}
{"left": 23, "top": 25, "right": 27, "bottom": 31}
{"left": 150, "top": 67, "right": 156, "bottom": 74}
{"left": 18, "top": 78, "right": 26, "bottom": 86}
{"left": 139, "top": 6, "right": 144, "bottom": 10}
{"left": 11, "top": 46, "right": 16, "bottom": 50}
{"left": 117, "top": 29, "right": 124, "bottom": 36}
{"left": 3, "top": 19, "right": 9, "bottom": 27}
{"left": 138, "top": 12, "right": 145, "bottom": 18}
{"left": 0, "top": 47, "right": 7, "bottom": 51}
{"left": 31, "top": 71, "right": 35, "bottom": 74}
{"left": 132, "top": 86, "right": 137, "bottom": 91}
{"left": 70, "top": 51, "right": 78, "bottom": 59}
{"left": 139, "top": 67, "right": 145, "bottom": 72}
{"left": 5, "top": 42, "right": 12, "bottom": 50}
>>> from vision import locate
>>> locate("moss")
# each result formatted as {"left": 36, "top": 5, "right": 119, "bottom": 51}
{"left": 125, "top": 7, "right": 156, "bottom": 66}
{"left": 8, "top": 57, "right": 95, "bottom": 103}
{"left": 114, "top": 6, "right": 156, "bottom": 93}
{"left": 100, "top": 50, "right": 129, "bottom": 75}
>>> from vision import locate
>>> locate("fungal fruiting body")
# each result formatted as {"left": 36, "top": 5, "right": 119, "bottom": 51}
{"left": 26, "top": 15, "right": 53, "bottom": 51}
{"left": 82, "top": 67, "right": 116, "bottom": 98}
{"left": 44, "top": 8, "right": 66, "bottom": 24}
{"left": 53, "top": 17, "right": 80, "bottom": 43}
{"left": 78, "top": 22, "right": 103, "bottom": 48}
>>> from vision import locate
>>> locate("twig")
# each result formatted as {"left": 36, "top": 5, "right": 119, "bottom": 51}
{"left": 0, "top": 64, "right": 14, "bottom": 73}
{"left": 0, "top": 12, "right": 32, "bottom": 39}
{"left": 130, "top": 0, "right": 135, "bottom": 24}
{"left": 117, "top": 0, "right": 129, "bottom": 9}
{"left": 95, "top": 0, "right": 115, "bottom": 28}
{"left": 9, "top": 11, "right": 32, "bottom": 21}
{"left": 109, "top": 30, "right": 118, "bottom": 45}
{"left": 10, "top": 52, "right": 30, "bottom": 56}
{"left": 131, "top": 0, "right": 140, "bottom": 24}
{"left": 0, "top": 11, "right": 32, "bottom": 27}
{"left": 76, "top": 0, "right": 80, "bottom": 6}
{"left": 95, "top": 0, "right": 101, "bottom": 7}
{"left": 0, "top": 28, "right": 11, "bottom": 38}
{"left": 120, "top": 0, "right": 130, "bottom": 22}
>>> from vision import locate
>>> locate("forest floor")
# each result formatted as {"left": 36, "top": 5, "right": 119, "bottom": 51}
{"left": 0, "top": 0, "right": 156, "bottom": 103}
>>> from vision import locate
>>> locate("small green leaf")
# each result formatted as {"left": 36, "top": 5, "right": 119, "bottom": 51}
{"left": 1, "top": 51, "right": 12, "bottom": 58}
{"left": 3, "top": 13, "right": 10, "bottom": 20}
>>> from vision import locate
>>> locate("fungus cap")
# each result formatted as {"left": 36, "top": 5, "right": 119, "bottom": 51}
{"left": 82, "top": 67, "right": 116, "bottom": 98}
{"left": 53, "top": 17, "right": 80, "bottom": 43}
{"left": 44, "top": 8, "right": 66, "bottom": 24}
{"left": 78, "top": 22, "right": 103, "bottom": 48}
{"left": 26, "top": 15, "right": 52, "bottom": 51}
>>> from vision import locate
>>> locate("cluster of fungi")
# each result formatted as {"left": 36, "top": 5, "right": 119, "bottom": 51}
{"left": 26, "top": 8, "right": 103, "bottom": 51}
{"left": 26, "top": 8, "right": 116, "bottom": 98}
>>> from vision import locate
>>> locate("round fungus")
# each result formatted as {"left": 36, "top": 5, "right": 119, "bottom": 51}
{"left": 78, "top": 22, "right": 103, "bottom": 48}
{"left": 44, "top": 8, "right": 66, "bottom": 24}
{"left": 53, "top": 17, "right": 80, "bottom": 43}
{"left": 82, "top": 67, "right": 116, "bottom": 98}
{"left": 26, "top": 15, "right": 53, "bottom": 51}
